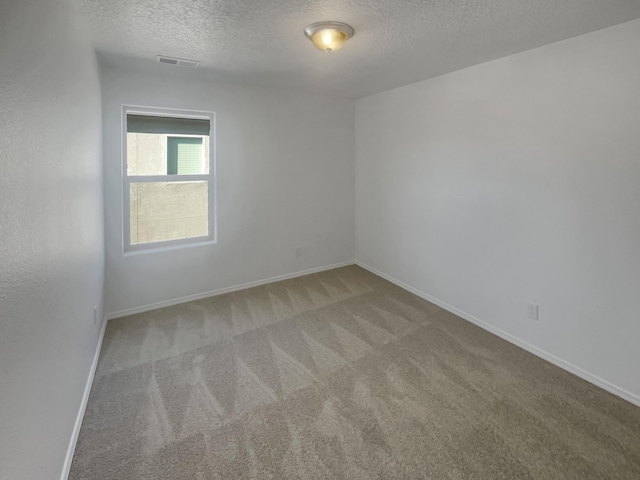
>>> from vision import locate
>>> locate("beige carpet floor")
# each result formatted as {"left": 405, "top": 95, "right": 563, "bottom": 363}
{"left": 69, "top": 266, "right": 640, "bottom": 479}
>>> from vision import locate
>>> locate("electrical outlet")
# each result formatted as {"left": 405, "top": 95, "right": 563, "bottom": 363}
{"left": 295, "top": 246, "right": 302, "bottom": 258}
{"left": 94, "top": 306, "right": 98, "bottom": 324}
{"left": 527, "top": 303, "right": 539, "bottom": 321}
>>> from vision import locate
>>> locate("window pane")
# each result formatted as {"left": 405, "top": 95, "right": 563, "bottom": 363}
{"left": 167, "top": 137, "right": 204, "bottom": 174}
{"left": 127, "top": 133, "right": 209, "bottom": 176}
{"left": 130, "top": 181, "right": 208, "bottom": 245}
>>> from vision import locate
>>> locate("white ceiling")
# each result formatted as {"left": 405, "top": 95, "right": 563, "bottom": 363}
{"left": 76, "top": 0, "right": 640, "bottom": 99}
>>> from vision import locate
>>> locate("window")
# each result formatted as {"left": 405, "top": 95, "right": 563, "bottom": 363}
{"left": 167, "top": 137, "right": 204, "bottom": 175}
{"left": 123, "top": 107, "right": 215, "bottom": 252}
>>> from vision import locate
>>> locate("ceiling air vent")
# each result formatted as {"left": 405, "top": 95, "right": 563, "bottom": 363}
{"left": 156, "top": 55, "right": 199, "bottom": 68}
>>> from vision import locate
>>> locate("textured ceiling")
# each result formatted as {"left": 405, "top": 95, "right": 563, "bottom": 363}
{"left": 76, "top": 0, "right": 640, "bottom": 98}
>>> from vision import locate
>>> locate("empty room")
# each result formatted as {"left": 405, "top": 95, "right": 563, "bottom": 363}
{"left": 2, "top": 0, "right": 640, "bottom": 479}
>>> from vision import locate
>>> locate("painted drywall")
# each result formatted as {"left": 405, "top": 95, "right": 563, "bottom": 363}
{"left": 0, "top": 0, "right": 105, "bottom": 479}
{"left": 356, "top": 19, "right": 640, "bottom": 401}
{"left": 102, "top": 63, "right": 355, "bottom": 316}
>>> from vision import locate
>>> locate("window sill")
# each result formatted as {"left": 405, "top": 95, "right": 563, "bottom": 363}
{"left": 123, "top": 238, "right": 216, "bottom": 256}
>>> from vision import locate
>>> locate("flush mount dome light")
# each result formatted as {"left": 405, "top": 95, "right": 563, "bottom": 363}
{"left": 304, "top": 21, "right": 354, "bottom": 52}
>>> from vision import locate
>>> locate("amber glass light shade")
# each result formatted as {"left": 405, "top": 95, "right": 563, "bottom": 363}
{"left": 304, "top": 22, "right": 354, "bottom": 53}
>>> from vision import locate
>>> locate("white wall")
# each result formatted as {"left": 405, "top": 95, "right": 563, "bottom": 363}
{"left": 102, "top": 64, "right": 355, "bottom": 316}
{"left": 356, "top": 19, "right": 640, "bottom": 403}
{"left": 0, "top": 0, "right": 105, "bottom": 478}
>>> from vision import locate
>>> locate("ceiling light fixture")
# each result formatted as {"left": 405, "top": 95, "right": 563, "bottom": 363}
{"left": 304, "top": 21, "right": 354, "bottom": 53}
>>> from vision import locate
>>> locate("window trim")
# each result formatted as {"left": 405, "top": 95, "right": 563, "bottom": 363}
{"left": 122, "top": 105, "right": 216, "bottom": 254}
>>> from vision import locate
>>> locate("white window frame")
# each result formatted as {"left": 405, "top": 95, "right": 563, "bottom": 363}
{"left": 122, "top": 105, "right": 216, "bottom": 254}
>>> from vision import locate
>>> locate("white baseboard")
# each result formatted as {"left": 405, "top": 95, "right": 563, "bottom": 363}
{"left": 356, "top": 261, "right": 640, "bottom": 408}
{"left": 105, "top": 261, "right": 356, "bottom": 321}
{"left": 60, "top": 316, "right": 108, "bottom": 480}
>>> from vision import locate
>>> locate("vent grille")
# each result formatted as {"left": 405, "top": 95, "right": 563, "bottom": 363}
{"left": 156, "top": 55, "right": 199, "bottom": 68}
